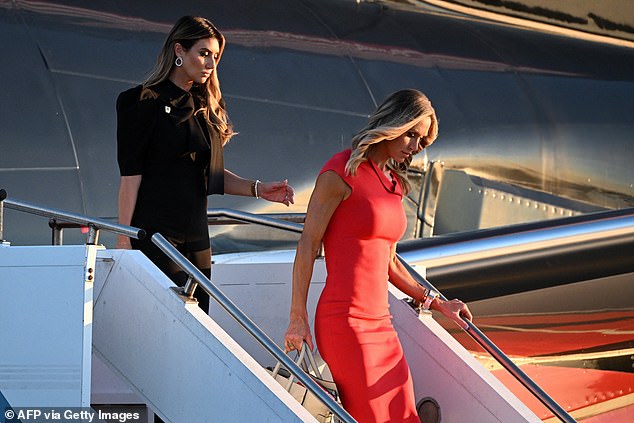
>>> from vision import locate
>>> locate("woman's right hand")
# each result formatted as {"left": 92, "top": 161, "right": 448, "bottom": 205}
{"left": 284, "top": 312, "right": 314, "bottom": 352}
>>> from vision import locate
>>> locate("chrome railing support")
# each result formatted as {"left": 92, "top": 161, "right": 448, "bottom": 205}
{"left": 151, "top": 233, "right": 357, "bottom": 423}
{"left": 87, "top": 223, "right": 100, "bottom": 245}
{"left": 0, "top": 189, "right": 6, "bottom": 243}
{"left": 183, "top": 275, "right": 197, "bottom": 300}
{"left": 396, "top": 255, "right": 577, "bottom": 423}
{"left": 49, "top": 219, "right": 64, "bottom": 245}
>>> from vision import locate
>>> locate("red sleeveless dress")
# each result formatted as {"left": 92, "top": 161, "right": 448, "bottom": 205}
{"left": 314, "top": 150, "right": 419, "bottom": 423}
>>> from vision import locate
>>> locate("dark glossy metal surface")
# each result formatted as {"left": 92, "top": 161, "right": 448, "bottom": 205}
{"left": 0, "top": 0, "right": 632, "bottom": 247}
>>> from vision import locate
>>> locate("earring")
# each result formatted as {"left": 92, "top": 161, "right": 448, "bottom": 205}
{"left": 174, "top": 56, "right": 183, "bottom": 67}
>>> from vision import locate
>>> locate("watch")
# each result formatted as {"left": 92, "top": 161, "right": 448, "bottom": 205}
{"left": 422, "top": 290, "right": 439, "bottom": 311}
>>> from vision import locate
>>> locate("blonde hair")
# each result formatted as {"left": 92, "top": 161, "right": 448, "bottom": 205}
{"left": 144, "top": 16, "right": 235, "bottom": 145}
{"left": 345, "top": 89, "right": 438, "bottom": 194}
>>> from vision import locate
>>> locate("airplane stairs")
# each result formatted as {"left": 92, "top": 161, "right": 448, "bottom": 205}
{"left": 0, "top": 244, "right": 314, "bottom": 422}
{"left": 0, "top": 243, "right": 543, "bottom": 422}
{"left": 92, "top": 248, "right": 315, "bottom": 422}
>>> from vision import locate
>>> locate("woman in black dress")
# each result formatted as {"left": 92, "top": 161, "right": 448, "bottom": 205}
{"left": 116, "top": 16, "right": 294, "bottom": 313}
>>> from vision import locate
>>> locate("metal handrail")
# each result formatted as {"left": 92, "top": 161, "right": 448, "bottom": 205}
{"left": 0, "top": 190, "right": 145, "bottom": 243}
{"left": 208, "top": 210, "right": 306, "bottom": 226}
{"left": 396, "top": 256, "right": 577, "bottom": 423}
{"left": 151, "top": 233, "right": 356, "bottom": 423}
{"left": 208, "top": 208, "right": 304, "bottom": 233}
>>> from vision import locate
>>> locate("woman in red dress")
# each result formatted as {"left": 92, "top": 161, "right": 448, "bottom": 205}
{"left": 284, "top": 89, "right": 472, "bottom": 422}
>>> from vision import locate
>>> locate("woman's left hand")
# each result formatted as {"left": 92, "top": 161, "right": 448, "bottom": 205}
{"left": 434, "top": 298, "right": 473, "bottom": 330}
{"left": 260, "top": 179, "right": 295, "bottom": 206}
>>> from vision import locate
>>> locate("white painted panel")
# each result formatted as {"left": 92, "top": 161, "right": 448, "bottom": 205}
{"left": 0, "top": 245, "right": 96, "bottom": 407}
{"left": 210, "top": 254, "right": 326, "bottom": 368}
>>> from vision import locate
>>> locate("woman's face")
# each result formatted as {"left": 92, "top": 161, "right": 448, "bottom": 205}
{"left": 174, "top": 37, "right": 220, "bottom": 85}
{"left": 384, "top": 116, "right": 432, "bottom": 163}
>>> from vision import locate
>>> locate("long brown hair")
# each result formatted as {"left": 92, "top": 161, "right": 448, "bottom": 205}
{"left": 144, "top": 16, "right": 235, "bottom": 145}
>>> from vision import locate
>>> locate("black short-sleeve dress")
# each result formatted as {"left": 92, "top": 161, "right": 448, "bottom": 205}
{"left": 116, "top": 79, "right": 225, "bottom": 245}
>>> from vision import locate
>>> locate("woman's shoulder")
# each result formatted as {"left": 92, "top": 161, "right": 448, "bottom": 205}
{"left": 323, "top": 149, "right": 351, "bottom": 169}
{"left": 115, "top": 84, "right": 163, "bottom": 130}
{"left": 320, "top": 149, "right": 352, "bottom": 180}
{"left": 117, "top": 84, "right": 160, "bottom": 108}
